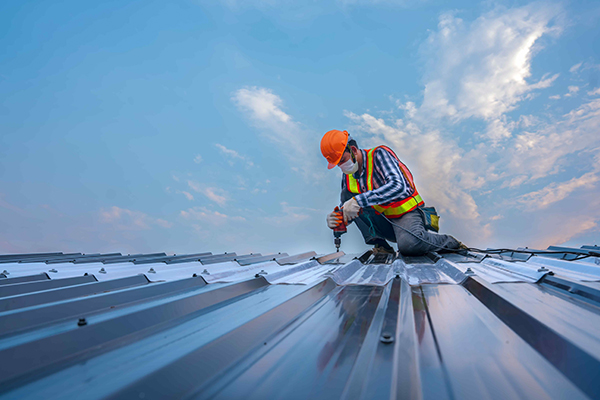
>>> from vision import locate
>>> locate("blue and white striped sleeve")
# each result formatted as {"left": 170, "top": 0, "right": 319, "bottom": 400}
{"left": 354, "top": 148, "right": 412, "bottom": 208}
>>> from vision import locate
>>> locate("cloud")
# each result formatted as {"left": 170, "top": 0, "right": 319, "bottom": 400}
{"left": 569, "top": 62, "right": 583, "bottom": 73}
{"left": 193, "top": 155, "right": 203, "bottom": 164}
{"left": 180, "top": 206, "right": 245, "bottom": 226}
{"left": 565, "top": 86, "right": 579, "bottom": 97}
{"left": 232, "top": 86, "right": 323, "bottom": 180}
{"left": 264, "top": 202, "right": 322, "bottom": 225}
{"left": 516, "top": 172, "right": 599, "bottom": 210}
{"left": 588, "top": 88, "right": 600, "bottom": 96}
{"left": 100, "top": 206, "right": 173, "bottom": 230}
{"left": 549, "top": 95, "right": 561, "bottom": 100}
{"left": 505, "top": 98, "right": 600, "bottom": 182}
{"left": 215, "top": 143, "right": 254, "bottom": 168}
{"left": 417, "top": 4, "right": 562, "bottom": 142}
{"left": 180, "top": 191, "right": 194, "bottom": 201}
{"left": 187, "top": 180, "right": 228, "bottom": 206}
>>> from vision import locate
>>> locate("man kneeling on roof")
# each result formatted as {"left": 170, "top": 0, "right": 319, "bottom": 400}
{"left": 320, "top": 129, "right": 465, "bottom": 256}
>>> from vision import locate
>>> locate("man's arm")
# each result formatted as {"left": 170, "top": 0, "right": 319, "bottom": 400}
{"left": 354, "top": 147, "right": 413, "bottom": 208}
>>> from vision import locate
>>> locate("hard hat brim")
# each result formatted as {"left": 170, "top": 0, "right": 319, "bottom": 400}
{"left": 327, "top": 161, "right": 337, "bottom": 169}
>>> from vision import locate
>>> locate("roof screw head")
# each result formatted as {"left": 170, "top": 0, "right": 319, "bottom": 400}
{"left": 49, "top": 268, "right": 58, "bottom": 273}
{"left": 465, "top": 267, "right": 474, "bottom": 275}
{"left": 202, "top": 269, "right": 210, "bottom": 275}
{"left": 84, "top": 273, "right": 88, "bottom": 276}
{"left": 537, "top": 267, "right": 549, "bottom": 272}
{"left": 395, "top": 274, "right": 400, "bottom": 279}
{"left": 2, "top": 270, "right": 9, "bottom": 275}
{"left": 148, "top": 268, "right": 156, "bottom": 273}
{"left": 99, "top": 267, "right": 106, "bottom": 274}
{"left": 192, "top": 273, "right": 197, "bottom": 277}
{"left": 258, "top": 270, "right": 268, "bottom": 275}
{"left": 77, "top": 318, "right": 87, "bottom": 327}
{"left": 380, "top": 332, "right": 394, "bottom": 344}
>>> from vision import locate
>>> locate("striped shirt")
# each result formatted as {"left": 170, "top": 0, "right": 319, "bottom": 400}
{"left": 341, "top": 147, "right": 415, "bottom": 208}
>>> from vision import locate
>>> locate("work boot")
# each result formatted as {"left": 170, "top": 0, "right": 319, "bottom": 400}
{"left": 372, "top": 243, "right": 396, "bottom": 255}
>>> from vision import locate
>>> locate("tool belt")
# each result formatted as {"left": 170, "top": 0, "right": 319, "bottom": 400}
{"left": 418, "top": 206, "right": 440, "bottom": 232}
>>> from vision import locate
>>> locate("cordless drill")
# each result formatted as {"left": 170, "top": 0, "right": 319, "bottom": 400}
{"left": 332, "top": 207, "right": 347, "bottom": 252}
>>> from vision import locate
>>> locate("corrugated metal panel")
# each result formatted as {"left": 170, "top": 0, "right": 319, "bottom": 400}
{"left": 0, "top": 247, "right": 598, "bottom": 399}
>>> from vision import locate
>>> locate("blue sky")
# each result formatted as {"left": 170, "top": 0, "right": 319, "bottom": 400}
{"left": 1, "top": 0, "right": 599, "bottom": 256}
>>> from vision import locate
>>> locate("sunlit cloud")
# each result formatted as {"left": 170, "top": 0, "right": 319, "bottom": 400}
{"left": 180, "top": 206, "right": 245, "bottom": 226}
{"left": 187, "top": 180, "right": 228, "bottom": 206}
{"left": 100, "top": 206, "right": 173, "bottom": 230}
{"left": 232, "top": 86, "right": 324, "bottom": 181}
{"left": 215, "top": 143, "right": 254, "bottom": 168}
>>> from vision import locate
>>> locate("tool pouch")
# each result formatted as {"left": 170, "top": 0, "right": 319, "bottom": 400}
{"left": 418, "top": 206, "right": 440, "bottom": 232}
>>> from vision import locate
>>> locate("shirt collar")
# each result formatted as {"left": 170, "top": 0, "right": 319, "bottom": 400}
{"left": 353, "top": 149, "right": 367, "bottom": 179}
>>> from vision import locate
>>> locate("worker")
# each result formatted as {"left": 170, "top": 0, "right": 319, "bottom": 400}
{"left": 321, "top": 129, "right": 463, "bottom": 256}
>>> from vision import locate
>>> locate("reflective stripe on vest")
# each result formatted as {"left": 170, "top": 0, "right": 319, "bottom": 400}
{"left": 346, "top": 146, "right": 424, "bottom": 218}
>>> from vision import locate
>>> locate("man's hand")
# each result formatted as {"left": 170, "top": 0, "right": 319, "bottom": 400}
{"left": 326, "top": 207, "right": 343, "bottom": 229}
{"left": 342, "top": 197, "right": 361, "bottom": 224}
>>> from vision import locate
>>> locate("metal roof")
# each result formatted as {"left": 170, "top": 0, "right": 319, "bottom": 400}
{"left": 0, "top": 245, "right": 599, "bottom": 399}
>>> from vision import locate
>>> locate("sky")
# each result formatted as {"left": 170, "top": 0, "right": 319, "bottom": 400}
{"left": 1, "top": 0, "right": 599, "bottom": 256}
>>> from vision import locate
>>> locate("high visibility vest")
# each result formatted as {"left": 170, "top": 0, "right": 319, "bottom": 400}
{"left": 346, "top": 146, "right": 424, "bottom": 218}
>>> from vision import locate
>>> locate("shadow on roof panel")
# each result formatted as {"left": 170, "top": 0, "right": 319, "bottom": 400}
{"left": 0, "top": 274, "right": 149, "bottom": 314}
{"left": 0, "top": 275, "right": 97, "bottom": 298}
{"left": 419, "top": 283, "right": 589, "bottom": 399}
{"left": 463, "top": 276, "right": 600, "bottom": 398}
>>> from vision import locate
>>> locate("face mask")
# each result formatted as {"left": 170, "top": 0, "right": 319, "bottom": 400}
{"left": 339, "top": 158, "right": 358, "bottom": 175}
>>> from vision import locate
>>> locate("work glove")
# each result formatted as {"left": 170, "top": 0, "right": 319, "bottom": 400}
{"left": 326, "top": 207, "right": 343, "bottom": 229}
{"left": 342, "top": 197, "right": 361, "bottom": 224}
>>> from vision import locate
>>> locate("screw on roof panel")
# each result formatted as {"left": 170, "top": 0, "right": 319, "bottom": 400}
{"left": 48, "top": 268, "right": 58, "bottom": 273}
{"left": 465, "top": 267, "right": 474, "bottom": 275}
{"left": 380, "top": 332, "right": 394, "bottom": 344}
{"left": 537, "top": 267, "right": 550, "bottom": 272}
{"left": 77, "top": 318, "right": 87, "bottom": 327}
{"left": 99, "top": 268, "right": 106, "bottom": 274}
{"left": 201, "top": 269, "right": 210, "bottom": 275}
{"left": 2, "top": 270, "right": 8, "bottom": 275}
{"left": 148, "top": 268, "right": 156, "bottom": 273}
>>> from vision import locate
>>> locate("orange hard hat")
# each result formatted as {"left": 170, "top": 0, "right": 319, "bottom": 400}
{"left": 320, "top": 130, "right": 349, "bottom": 169}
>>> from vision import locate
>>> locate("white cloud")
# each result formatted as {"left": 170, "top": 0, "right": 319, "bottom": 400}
{"left": 100, "top": 206, "right": 173, "bottom": 230}
{"left": 180, "top": 206, "right": 245, "bottom": 226}
{"left": 180, "top": 191, "right": 194, "bottom": 201}
{"left": 588, "top": 88, "right": 600, "bottom": 96}
{"left": 516, "top": 172, "right": 599, "bottom": 210}
{"left": 506, "top": 98, "right": 600, "bottom": 182}
{"left": 565, "top": 85, "right": 579, "bottom": 97}
{"left": 549, "top": 95, "right": 561, "bottom": 100}
{"left": 264, "top": 202, "right": 321, "bottom": 225}
{"left": 215, "top": 143, "right": 254, "bottom": 168}
{"left": 187, "top": 180, "right": 228, "bottom": 206}
{"left": 232, "top": 86, "right": 323, "bottom": 180}
{"left": 417, "top": 4, "right": 562, "bottom": 142}
{"left": 569, "top": 62, "right": 583, "bottom": 73}
{"left": 193, "top": 155, "right": 203, "bottom": 164}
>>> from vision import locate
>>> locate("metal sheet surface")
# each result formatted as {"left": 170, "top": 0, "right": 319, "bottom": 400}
{"left": 420, "top": 284, "right": 588, "bottom": 399}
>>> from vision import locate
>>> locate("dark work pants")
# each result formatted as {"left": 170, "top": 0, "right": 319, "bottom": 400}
{"left": 342, "top": 191, "right": 460, "bottom": 256}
